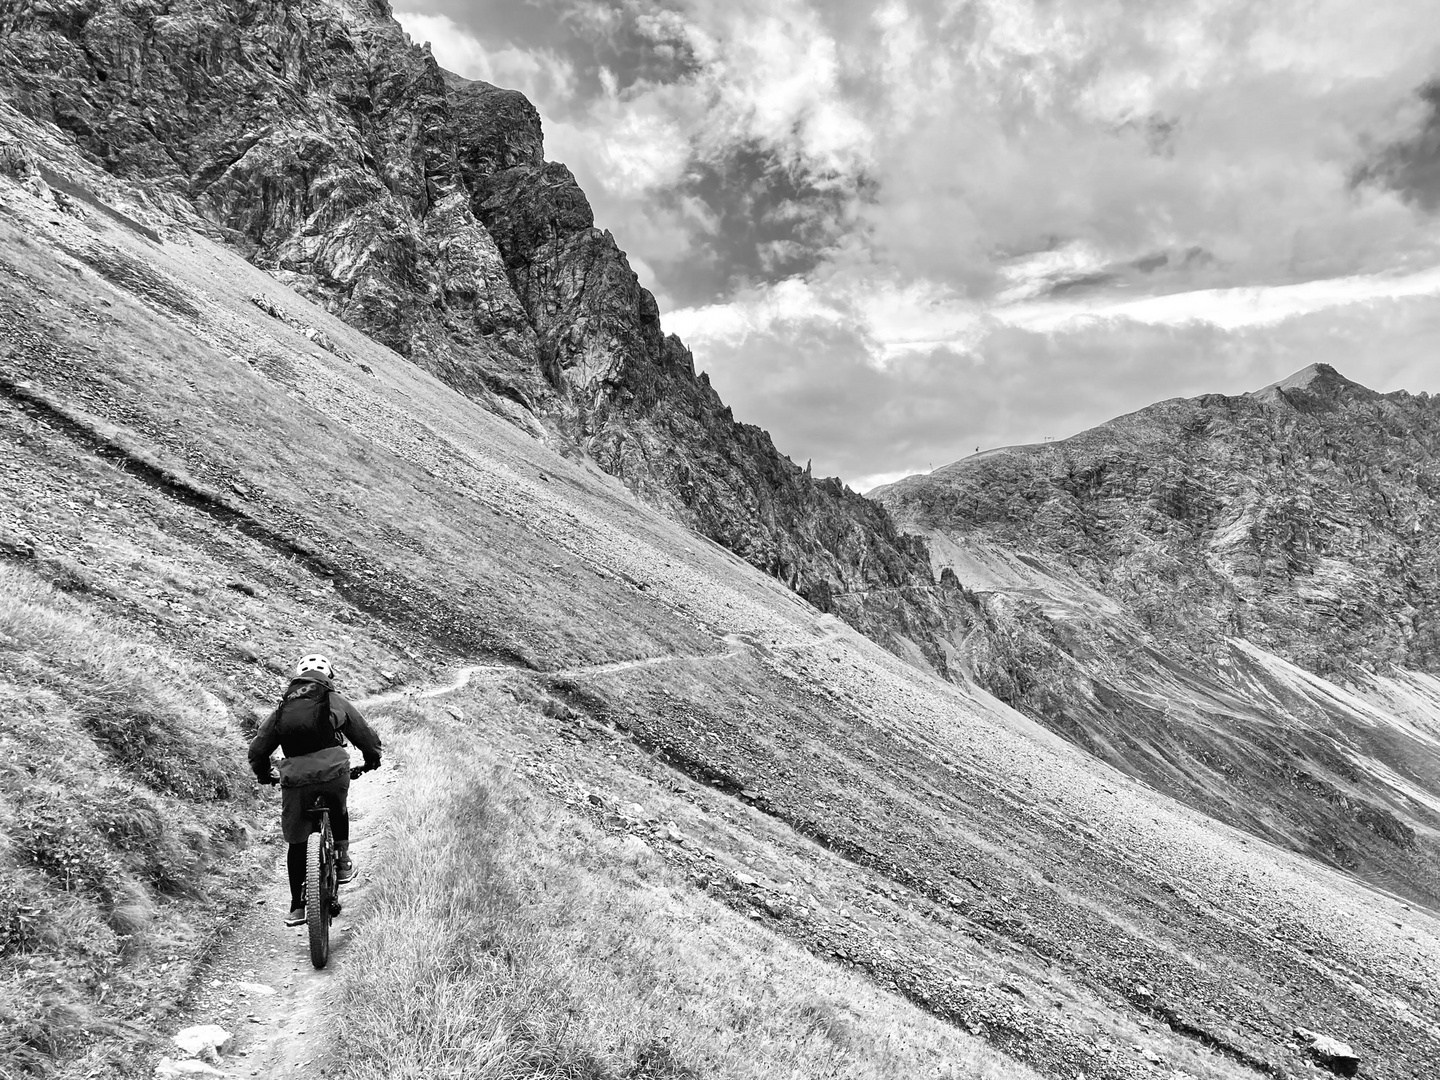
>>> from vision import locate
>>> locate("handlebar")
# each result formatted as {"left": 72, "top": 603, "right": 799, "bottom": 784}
{"left": 257, "top": 760, "right": 380, "bottom": 787}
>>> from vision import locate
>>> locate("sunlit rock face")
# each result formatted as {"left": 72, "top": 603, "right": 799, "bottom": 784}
{"left": 0, "top": 0, "right": 548, "bottom": 413}
{"left": 0, "top": 0, "right": 938, "bottom": 617}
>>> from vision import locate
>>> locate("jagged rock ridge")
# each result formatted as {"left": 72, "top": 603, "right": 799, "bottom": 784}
{"left": 879, "top": 363, "right": 1440, "bottom": 675}
{"left": 0, "top": 0, "right": 938, "bottom": 638}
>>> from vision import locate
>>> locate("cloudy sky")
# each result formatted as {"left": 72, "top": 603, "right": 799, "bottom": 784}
{"left": 396, "top": 0, "right": 1440, "bottom": 490}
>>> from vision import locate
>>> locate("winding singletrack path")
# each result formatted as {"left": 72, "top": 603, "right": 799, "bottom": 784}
{"left": 167, "top": 625, "right": 842, "bottom": 1078}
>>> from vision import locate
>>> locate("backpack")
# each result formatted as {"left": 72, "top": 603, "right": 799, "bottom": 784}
{"left": 275, "top": 678, "right": 338, "bottom": 757}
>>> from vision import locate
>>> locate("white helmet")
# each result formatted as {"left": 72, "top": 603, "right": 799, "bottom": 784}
{"left": 295, "top": 654, "right": 333, "bottom": 678}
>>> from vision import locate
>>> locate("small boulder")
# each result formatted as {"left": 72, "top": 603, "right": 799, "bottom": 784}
{"left": 540, "top": 698, "right": 575, "bottom": 721}
{"left": 172, "top": 1023, "right": 231, "bottom": 1060}
{"left": 0, "top": 531, "right": 36, "bottom": 559}
{"left": 760, "top": 895, "right": 788, "bottom": 917}
{"left": 0, "top": 143, "right": 50, "bottom": 200}
{"left": 1293, "top": 1027, "right": 1360, "bottom": 1077}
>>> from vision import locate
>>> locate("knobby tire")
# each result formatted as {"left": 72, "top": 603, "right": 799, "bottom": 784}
{"left": 306, "top": 817, "right": 331, "bottom": 969}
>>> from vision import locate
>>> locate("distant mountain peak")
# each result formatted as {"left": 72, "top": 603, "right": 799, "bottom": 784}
{"left": 1251, "top": 363, "right": 1377, "bottom": 408}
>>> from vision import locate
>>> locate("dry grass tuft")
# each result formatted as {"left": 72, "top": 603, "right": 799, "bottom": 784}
{"left": 0, "top": 563, "right": 253, "bottom": 1075}
{"left": 332, "top": 705, "right": 1039, "bottom": 1080}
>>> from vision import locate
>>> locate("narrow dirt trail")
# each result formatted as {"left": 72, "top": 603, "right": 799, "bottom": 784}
{"left": 173, "top": 761, "right": 399, "bottom": 1079}
{"left": 360, "top": 625, "right": 845, "bottom": 710}
{"left": 168, "top": 627, "right": 844, "bottom": 1077}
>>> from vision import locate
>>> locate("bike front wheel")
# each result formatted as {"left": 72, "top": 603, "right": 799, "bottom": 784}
{"left": 306, "top": 820, "right": 332, "bottom": 969}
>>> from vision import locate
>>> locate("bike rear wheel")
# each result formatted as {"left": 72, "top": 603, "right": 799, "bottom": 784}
{"left": 306, "top": 816, "right": 332, "bottom": 969}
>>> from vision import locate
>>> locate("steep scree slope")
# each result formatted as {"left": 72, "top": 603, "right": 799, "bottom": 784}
{"left": 874, "top": 366, "right": 1440, "bottom": 906}
{"left": 0, "top": 0, "right": 943, "bottom": 655}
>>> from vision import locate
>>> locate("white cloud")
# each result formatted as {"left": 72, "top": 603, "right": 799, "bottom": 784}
{"left": 1000, "top": 263, "right": 1440, "bottom": 333}
{"left": 694, "top": 2, "right": 873, "bottom": 169}
{"left": 994, "top": 242, "right": 1113, "bottom": 303}
{"left": 395, "top": 9, "right": 580, "bottom": 105}
{"left": 573, "top": 99, "right": 693, "bottom": 196}
{"left": 675, "top": 256, "right": 1440, "bottom": 379}
{"left": 854, "top": 469, "right": 920, "bottom": 493}
{"left": 666, "top": 277, "right": 851, "bottom": 344}
{"left": 396, "top": 12, "right": 491, "bottom": 75}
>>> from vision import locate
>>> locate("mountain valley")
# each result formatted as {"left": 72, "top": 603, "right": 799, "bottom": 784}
{"left": 1, "top": 4, "right": 1439, "bottom": 1080}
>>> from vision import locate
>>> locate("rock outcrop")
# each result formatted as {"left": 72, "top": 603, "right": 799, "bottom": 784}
{"left": 0, "top": 0, "right": 939, "bottom": 632}
{"left": 1, "top": 0, "right": 548, "bottom": 412}
{"left": 877, "top": 363, "right": 1440, "bottom": 675}
{"left": 1293, "top": 1028, "right": 1362, "bottom": 1077}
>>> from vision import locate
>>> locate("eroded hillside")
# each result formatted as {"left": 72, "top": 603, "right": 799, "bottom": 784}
{"left": 874, "top": 366, "right": 1440, "bottom": 908}
{"left": 2, "top": 100, "right": 1439, "bottom": 1080}
{"left": 0, "top": 0, "right": 941, "bottom": 652}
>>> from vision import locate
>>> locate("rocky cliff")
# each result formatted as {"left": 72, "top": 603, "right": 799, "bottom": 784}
{"left": 0, "top": 0, "right": 938, "bottom": 634}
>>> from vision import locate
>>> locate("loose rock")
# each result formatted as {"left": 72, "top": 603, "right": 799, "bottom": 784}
{"left": 154, "top": 1058, "right": 226, "bottom": 1078}
{"left": 1293, "top": 1027, "right": 1360, "bottom": 1077}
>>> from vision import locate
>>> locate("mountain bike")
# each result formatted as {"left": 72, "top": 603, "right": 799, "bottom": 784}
{"left": 304, "top": 765, "right": 370, "bottom": 969}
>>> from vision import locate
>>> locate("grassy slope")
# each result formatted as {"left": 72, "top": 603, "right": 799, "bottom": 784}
{"left": 340, "top": 698, "right": 1041, "bottom": 1080}
{"left": 2, "top": 106, "right": 1439, "bottom": 1079}
{"left": 0, "top": 564, "right": 251, "bottom": 1075}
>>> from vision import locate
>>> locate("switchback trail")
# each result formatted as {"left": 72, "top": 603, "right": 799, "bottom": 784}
{"left": 165, "top": 624, "right": 842, "bottom": 1078}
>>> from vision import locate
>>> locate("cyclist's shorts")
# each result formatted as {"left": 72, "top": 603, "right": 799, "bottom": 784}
{"left": 279, "top": 773, "right": 350, "bottom": 845}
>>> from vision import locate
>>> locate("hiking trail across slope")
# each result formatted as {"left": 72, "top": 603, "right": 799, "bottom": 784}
{"left": 162, "top": 628, "right": 842, "bottom": 1078}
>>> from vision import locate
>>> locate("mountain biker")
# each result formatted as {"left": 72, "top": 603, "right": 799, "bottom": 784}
{"left": 248, "top": 654, "right": 382, "bottom": 927}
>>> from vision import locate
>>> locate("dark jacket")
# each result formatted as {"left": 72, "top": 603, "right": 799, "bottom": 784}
{"left": 248, "top": 672, "right": 382, "bottom": 787}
